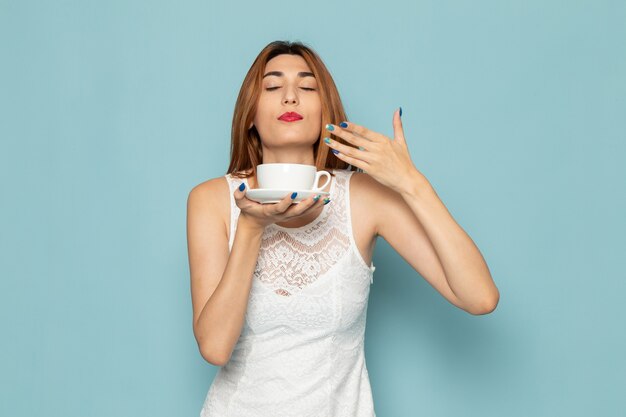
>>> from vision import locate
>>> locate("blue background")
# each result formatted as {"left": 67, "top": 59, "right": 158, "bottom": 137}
{"left": 1, "top": 0, "right": 625, "bottom": 416}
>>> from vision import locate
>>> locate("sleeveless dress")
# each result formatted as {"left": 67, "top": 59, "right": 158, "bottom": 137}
{"left": 199, "top": 169, "right": 377, "bottom": 417}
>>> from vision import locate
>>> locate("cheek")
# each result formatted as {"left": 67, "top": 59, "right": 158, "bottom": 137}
{"left": 312, "top": 98, "right": 322, "bottom": 117}
{"left": 312, "top": 98, "right": 322, "bottom": 119}
{"left": 253, "top": 99, "right": 272, "bottom": 125}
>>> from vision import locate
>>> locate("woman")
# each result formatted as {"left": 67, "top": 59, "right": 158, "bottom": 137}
{"left": 187, "top": 40, "right": 499, "bottom": 416}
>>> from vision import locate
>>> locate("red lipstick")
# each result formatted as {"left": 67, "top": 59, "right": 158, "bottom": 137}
{"left": 278, "top": 112, "right": 303, "bottom": 122}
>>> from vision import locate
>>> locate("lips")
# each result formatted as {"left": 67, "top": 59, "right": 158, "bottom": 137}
{"left": 278, "top": 111, "right": 303, "bottom": 122}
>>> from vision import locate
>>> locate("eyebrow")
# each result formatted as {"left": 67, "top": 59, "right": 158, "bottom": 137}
{"left": 262, "top": 71, "right": 315, "bottom": 79}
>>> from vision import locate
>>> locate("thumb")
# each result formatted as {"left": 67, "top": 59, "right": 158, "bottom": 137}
{"left": 234, "top": 182, "right": 247, "bottom": 200}
{"left": 392, "top": 107, "right": 406, "bottom": 144}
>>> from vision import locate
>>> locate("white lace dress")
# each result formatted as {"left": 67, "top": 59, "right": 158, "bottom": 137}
{"left": 200, "top": 169, "right": 377, "bottom": 417}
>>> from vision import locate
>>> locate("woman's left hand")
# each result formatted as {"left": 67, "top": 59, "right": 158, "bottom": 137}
{"left": 324, "top": 108, "right": 429, "bottom": 195}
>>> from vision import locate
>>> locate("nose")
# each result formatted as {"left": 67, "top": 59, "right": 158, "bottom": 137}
{"left": 282, "top": 85, "right": 298, "bottom": 105}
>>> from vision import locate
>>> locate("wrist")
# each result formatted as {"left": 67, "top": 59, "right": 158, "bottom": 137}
{"left": 399, "top": 169, "right": 434, "bottom": 199}
{"left": 237, "top": 214, "right": 266, "bottom": 235}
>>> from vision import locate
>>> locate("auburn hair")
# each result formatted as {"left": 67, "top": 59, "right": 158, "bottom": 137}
{"left": 226, "top": 40, "right": 358, "bottom": 181}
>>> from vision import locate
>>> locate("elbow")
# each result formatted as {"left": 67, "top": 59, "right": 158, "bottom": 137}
{"left": 468, "top": 290, "right": 500, "bottom": 316}
{"left": 199, "top": 344, "right": 230, "bottom": 367}
{"left": 194, "top": 325, "right": 234, "bottom": 366}
{"left": 196, "top": 336, "right": 230, "bottom": 366}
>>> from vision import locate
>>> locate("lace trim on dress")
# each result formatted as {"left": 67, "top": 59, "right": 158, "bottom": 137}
{"left": 226, "top": 170, "right": 374, "bottom": 296}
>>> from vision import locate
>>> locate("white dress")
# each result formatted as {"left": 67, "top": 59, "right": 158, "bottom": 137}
{"left": 200, "top": 169, "right": 377, "bottom": 417}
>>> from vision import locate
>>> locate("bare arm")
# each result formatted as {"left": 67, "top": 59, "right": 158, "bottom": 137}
{"left": 194, "top": 219, "right": 263, "bottom": 366}
{"left": 362, "top": 171, "right": 498, "bottom": 315}
{"left": 398, "top": 174, "right": 499, "bottom": 314}
{"left": 187, "top": 181, "right": 264, "bottom": 366}
{"left": 323, "top": 113, "right": 498, "bottom": 315}
{"left": 187, "top": 179, "right": 325, "bottom": 366}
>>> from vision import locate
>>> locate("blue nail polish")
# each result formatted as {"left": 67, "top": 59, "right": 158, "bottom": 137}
{"left": 323, "top": 198, "right": 331, "bottom": 205}
{"left": 339, "top": 122, "right": 348, "bottom": 128}
{"left": 399, "top": 107, "right": 402, "bottom": 117}
{"left": 332, "top": 149, "right": 339, "bottom": 155}
{"left": 239, "top": 183, "right": 245, "bottom": 191}
{"left": 326, "top": 124, "right": 334, "bottom": 131}
{"left": 324, "top": 137, "right": 331, "bottom": 144}
{"left": 291, "top": 192, "right": 298, "bottom": 199}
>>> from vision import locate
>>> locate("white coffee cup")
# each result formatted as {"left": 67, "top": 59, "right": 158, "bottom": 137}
{"left": 257, "top": 163, "right": 331, "bottom": 192}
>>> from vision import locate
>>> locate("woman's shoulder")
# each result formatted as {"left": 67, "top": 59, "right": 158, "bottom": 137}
{"left": 349, "top": 170, "right": 388, "bottom": 195}
{"left": 329, "top": 168, "right": 374, "bottom": 195}
{"left": 190, "top": 174, "right": 231, "bottom": 197}
{"left": 187, "top": 175, "right": 233, "bottom": 233}
{"left": 344, "top": 169, "right": 388, "bottom": 212}
{"left": 336, "top": 168, "right": 370, "bottom": 186}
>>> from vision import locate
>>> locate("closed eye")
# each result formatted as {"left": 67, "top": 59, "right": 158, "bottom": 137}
{"left": 265, "top": 87, "right": 317, "bottom": 91}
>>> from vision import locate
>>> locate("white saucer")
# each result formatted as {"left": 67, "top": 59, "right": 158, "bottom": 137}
{"left": 246, "top": 188, "right": 330, "bottom": 204}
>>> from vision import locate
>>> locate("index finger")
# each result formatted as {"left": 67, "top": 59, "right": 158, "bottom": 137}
{"left": 328, "top": 121, "right": 387, "bottom": 144}
{"left": 274, "top": 191, "right": 299, "bottom": 211}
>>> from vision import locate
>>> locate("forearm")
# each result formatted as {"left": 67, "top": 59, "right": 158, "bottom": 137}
{"left": 195, "top": 217, "right": 264, "bottom": 364}
{"left": 400, "top": 173, "right": 499, "bottom": 314}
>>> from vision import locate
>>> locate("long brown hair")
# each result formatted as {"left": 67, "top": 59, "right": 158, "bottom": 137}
{"left": 226, "top": 40, "right": 357, "bottom": 180}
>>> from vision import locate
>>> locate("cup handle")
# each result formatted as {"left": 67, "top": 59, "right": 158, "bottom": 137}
{"left": 312, "top": 171, "right": 331, "bottom": 192}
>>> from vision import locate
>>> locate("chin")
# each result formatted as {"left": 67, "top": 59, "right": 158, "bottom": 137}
{"left": 277, "top": 130, "right": 311, "bottom": 140}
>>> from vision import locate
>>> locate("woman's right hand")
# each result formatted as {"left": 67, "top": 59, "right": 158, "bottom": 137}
{"left": 233, "top": 183, "right": 327, "bottom": 231}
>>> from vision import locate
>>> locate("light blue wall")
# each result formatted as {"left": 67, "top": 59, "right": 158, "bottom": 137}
{"left": 1, "top": 0, "right": 624, "bottom": 416}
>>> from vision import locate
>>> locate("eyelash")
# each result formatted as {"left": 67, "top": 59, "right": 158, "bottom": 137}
{"left": 265, "top": 87, "right": 316, "bottom": 91}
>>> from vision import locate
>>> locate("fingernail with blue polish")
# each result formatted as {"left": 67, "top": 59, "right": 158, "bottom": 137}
{"left": 326, "top": 124, "right": 334, "bottom": 131}
{"left": 332, "top": 149, "right": 339, "bottom": 155}
{"left": 399, "top": 107, "right": 403, "bottom": 117}
{"left": 339, "top": 122, "right": 348, "bottom": 128}
{"left": 291, "top": 192, "right": 298, "bottom": 199}
{"left": 324, "top": 137, "right": 331, "bottom": 144}
{"left": 239, "top": 183, "right": 245, "bottom": 191}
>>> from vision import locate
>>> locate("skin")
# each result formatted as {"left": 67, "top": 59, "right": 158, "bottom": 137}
{"left": 321, "top": 113, "right": 500, "bottom": 315}
{"left": 245, "top": 53, "right": 332, "bottom": 229}
{"left": 189, "top": 55, "right": 499, "bottom": 363}
{"left": 250, "top": 54, "right": 322, "bottom": 167}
